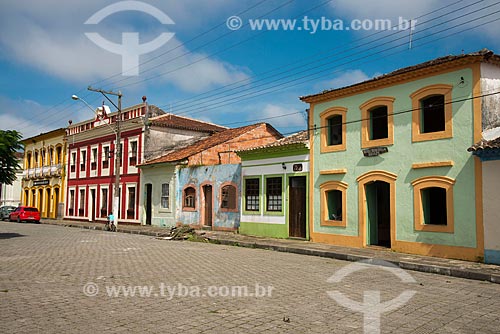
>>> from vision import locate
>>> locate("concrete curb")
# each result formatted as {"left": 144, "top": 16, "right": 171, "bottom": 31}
{"left": 208, "top": 237, "right": 500, "bottom": 284}
{"left": 41, "top": 220, "right": 500, "bottom": 284}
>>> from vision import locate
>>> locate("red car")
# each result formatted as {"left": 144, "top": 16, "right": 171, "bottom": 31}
{"left": 9, "top": 206, "right": 41, "bottom": 223}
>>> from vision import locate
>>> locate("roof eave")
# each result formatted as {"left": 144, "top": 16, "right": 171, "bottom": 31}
{"left": 300, "top": 52, "right": 500, "bottom": 104}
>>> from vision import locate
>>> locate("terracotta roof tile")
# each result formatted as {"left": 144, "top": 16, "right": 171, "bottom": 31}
{"left": 300, "top": 49, "right": 500, "bottom": 102}
{"left": 141, "top": 123, "right": 281, "bottom": 165}
{"left": 468, "top": 136, "right": 500, "bottom": 151}
{"left": 149, "top": 113, "right": 227, "bottom": 133}
{"left": 237, "top": 130, "right": 309, "bottom": 152}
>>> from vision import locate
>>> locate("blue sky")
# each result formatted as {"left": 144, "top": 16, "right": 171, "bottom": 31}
{"left": 1, "top": 0, "right": 500, "bottom": 139}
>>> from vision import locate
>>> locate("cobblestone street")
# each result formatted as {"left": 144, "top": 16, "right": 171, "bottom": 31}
{"left": 1, "top": 221, "right": 500, "bottom": 333}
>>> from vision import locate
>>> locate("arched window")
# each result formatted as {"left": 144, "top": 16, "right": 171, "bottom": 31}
{"left": 26, "top": 152, "right": 32, "bottom": 169}
{"left": 220, "top": 184, "right": 237, "bottom": 211}
{"left": 359, "top": 97, "right": 395, "bottom": 148}
{"left": 410, "top": 84, "right": 453, "bottom": 142}
{"left": 320, "top": 181, "right": 348, "bottom": 227}
{"left": 183, "top": 186, "right": 196, "bottom": 210}
{"left": 412, "top": 176, "right": 455, "bottom": 233}
{"left": 320, "top": 107, "right": 347, "bottom": 152}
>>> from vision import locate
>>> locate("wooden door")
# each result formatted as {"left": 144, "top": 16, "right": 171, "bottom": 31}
{"left": 289, "top": 176, "right": 306, "bottom": 238}
{"left": 203, "top": 185, "right": 213, "bottom": 227}
{"left": 90, "top": 189, "right": 96, "bottom": 221}
{"left": 145, "top": 184, "right": 152, "bottom": 225}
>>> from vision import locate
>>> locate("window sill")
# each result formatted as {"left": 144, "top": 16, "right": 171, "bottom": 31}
{"left": 220, "top": 208, "right": 238, "bottom": 213}
{"left": 263, "top": 210, "right": 284, "bottom": 216}
{"left": 361, "top": 138, "right": 393, "bottom": 149}
{"left": 320, "top": 145, "right": 346, "bottom": 153}
{"left": 242, "top": 210, "right": 261, "bottom": 215}
{"left": 412, "top": 131, "right": 452, "bottom": 143}
{"left": 320, "top": 219, "right": 346, "bottom": 227}
{"left": 414, "top": 223, "right": 454, "bottom": 233}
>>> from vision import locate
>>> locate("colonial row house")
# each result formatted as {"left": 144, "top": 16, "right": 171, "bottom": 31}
{"left": 21, "top": 128, "right": 67, "bottom": 219}
{"left": 65, "top": 97, "right": 225, "bottom": 224}
{"left": 300, "top": 49, "right": 500, "bottom": 262}
{"left": 139, "top": 123, "right": 282, "bottom": 230}
{"left": 1, "top": 152, "right": 23, "bottom": 207}
{"left": 468, "top": 129, "right": 500, "bottom": 264}
{"left": 236, "top": 131, "right": 310, "bottom": 239}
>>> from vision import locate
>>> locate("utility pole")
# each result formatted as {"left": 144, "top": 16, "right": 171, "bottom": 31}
{"left": 88, "top": 86, "right": 122, "bottom": 228}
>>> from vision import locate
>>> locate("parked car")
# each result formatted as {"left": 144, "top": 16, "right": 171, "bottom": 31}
{"left": 9, "top": 206, "right": 41, "bottom": 223}
{"left": 0, "top": 205, "right": 17, "bottom": 221}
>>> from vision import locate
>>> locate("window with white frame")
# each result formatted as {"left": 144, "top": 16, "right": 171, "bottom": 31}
{"left": 101, "top": 188, "right": 108, "bottom": 218}
{"left": 69, "top": 189, "right": 75, "bottom": 216}
{"left": 71, "top": 152, "right": 76, "bottom": 173}
{"left": 79, "top": 189, "right": 85, "bottom": 216}
{"left": 161, "top": 183, "right": 169, "bottom": 209}
{"left": 91, "top": 147, "right": 98, "bottom": 170}
{"left": 127, "top": 186, "right": 136, "bottom": 219}
{"left": 103, "top": 146, "right": 110, "bottom": 169}
{"left": 129, "top": 141, "right": 138, "bottom": 166}
{"left": 80, "top": 150, "right": 86, "bottom": 171}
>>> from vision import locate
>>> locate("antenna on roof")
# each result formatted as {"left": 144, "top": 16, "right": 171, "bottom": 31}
{"left": 408, "top": 19, "right": 414, "bottom": 49}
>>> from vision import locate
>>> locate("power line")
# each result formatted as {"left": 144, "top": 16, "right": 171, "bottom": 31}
{"left": 113, "top": 0, "right": 333, "bottom": 90}
{"left": 164, "top": 8, "right": 500, "bottom": 118}
{"left": 12, "top": 0, "right": 289, "bottom": 135}
{"left": 89, "top": 0, "right": 271, "bottom": 88}
{"left": 13, "top": 1, "right": 498, "bottom": 136}
{"left": 160, "top": 0, "right": 471, "bottom": 111}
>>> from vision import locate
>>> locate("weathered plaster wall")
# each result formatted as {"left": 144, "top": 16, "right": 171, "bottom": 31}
{"left": 145, "top": 127, "right": 208, "bottom": 161}
{"left": 481, "top": 63, "right": 500, "bottom": 131}
{"left": 176, "top": 164, "right": 241, "bottom": 229}
{"left": 139, "top": 164, "right": 176, "bottom": 227}
{"left": 312, "top": 67, "right": 478, "bottom": 248}
{"left": 483, "top": 159, "right": 500, "bottom": 264}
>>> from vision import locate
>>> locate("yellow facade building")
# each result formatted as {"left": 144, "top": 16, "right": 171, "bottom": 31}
{"left": 21, "top": 128, "right": 67, "bottom": 219}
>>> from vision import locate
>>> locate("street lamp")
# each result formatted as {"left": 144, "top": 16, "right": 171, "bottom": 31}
{"left": 71, "top": 95, "right": 116, "bottom": 134}
{"left": 71, "top": 91, "right": 122, "bottom": 228}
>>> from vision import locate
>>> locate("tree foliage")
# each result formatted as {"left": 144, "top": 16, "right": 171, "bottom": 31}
{"left": 0, "top": 130, "right": 23, "bottom": 185}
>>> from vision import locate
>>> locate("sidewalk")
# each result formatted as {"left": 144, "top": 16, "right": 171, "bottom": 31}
{"left": 42, "top": 219, "right": 500, "bottom": 284}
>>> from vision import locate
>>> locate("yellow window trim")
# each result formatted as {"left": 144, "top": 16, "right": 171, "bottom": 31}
{"left": 319, "top": 107, "right": 347, "bottom": 153}
{"left": 411, "top": 175, "right": 455, "bottom": 233}
{"left": 319, "top": 169, "right": 347, "bottom": 175}
{"left": 411, "top": 160, "right": 454, "bottom": 169}
{"left": 320, "top": 180, "right": 348, "bottom": 227}
{"left": 410, "top": 84, "right": 453, "bottom": 142}
{"left": 359, "top": 96, "right": 395, "bottom": 148}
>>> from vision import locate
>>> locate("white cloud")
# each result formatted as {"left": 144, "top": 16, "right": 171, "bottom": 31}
{"left": 259, "top": 104, "right": 306, "bottom": 129}
{"left": 332, "top": 0, "right": 439, "bottom": 20}
{"left": 149, "top": 38, "right": 251, "bottom": 93}
{"left": 315, "top": 69, "right": 371, "bottom": 91}
{"left": 0, "top": 1, "right": 251, "bottom": 91}
{"left": 0, "top": 95, "right": 86, "bottom": 140}
{"left": 331, "top": 0, "right": 500, "bottom": 47}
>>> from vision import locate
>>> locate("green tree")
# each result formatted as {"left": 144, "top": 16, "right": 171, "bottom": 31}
{"left": 0, "top": 130, "right": 23, "bottom": 185}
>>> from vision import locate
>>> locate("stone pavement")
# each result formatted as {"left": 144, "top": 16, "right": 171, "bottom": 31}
{"left": 1, "top": 221, "right": 500, "bottom": 333}
{"left": 41, "top": 218, "right": 500, "bottom": 284}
